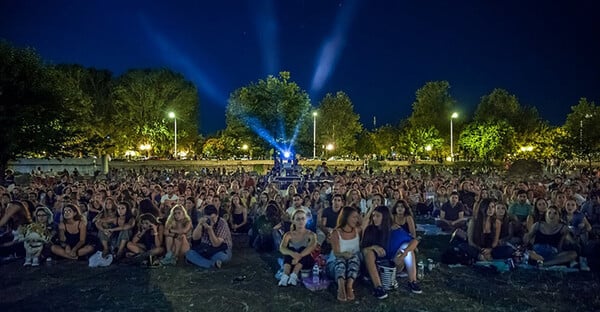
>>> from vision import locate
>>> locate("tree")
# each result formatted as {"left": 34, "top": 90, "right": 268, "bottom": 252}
{"left": 408, "top": 81, "right": 457, "bottom": 138}
{"left": 225, "top": 72, "right": 312, "bottom": 156}
{"left": 397, "top": 126, "right": 444, "bottom": 159}
{"left": 355, "top": 130, "right": 376, "bottom": 158}
{"left": 0, "top": 41, "right": 77, "bottom": 182}
{"left": 53, "top": 64, "right": 116, "bottom": 156}
{"left": 112, "top": 69, "right": 199, "bottom": 156}
{"left": 474, "top": 88, "right": 541, "bottom": 133}
{"left": 458, "top": 121, "right": 515, "bottom": 162}
{"left": 563, "top": 98, "right": 600, "bottom": 162}
{"left": 370, "top": 124, "right": 398, "bottom": 158}
{"left": 315, "top": 91, "right": 362, "bottom": 156}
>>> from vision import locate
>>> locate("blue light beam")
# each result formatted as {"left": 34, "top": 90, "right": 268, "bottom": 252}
{"left": 310, "top": 0, "right": 360, "bottom": 94}
{"left": 138, "top": 14, "right": 228, "bottom": 105}
{"left": 252, "top": 0, "right": 279, "bottom": 75}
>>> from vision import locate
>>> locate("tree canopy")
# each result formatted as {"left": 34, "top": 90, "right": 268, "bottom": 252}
{"left": 315, "top": 91, "right": 362, "bottom": 156}
{"left": 0, "top": 41, "right": 78, "bottom": 180}
{"left": 225, "top": 72, "right": 312, "bottom": 156}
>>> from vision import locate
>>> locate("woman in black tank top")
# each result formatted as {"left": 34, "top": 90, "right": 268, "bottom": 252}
{"left": 51, "top": 204, "right": 96, "bottom": 260}
{"left": 524, "top": 206, "right": 577, "bottom": 267}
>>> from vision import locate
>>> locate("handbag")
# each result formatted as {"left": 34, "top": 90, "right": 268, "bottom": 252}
{"left": 194, "top": 242, "right": 228, "bottom": 258}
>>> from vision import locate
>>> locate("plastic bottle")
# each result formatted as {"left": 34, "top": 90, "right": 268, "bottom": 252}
{"left": 312, "top": 263, "right": 320, "bottom": 284}
{"left": 417, "top": 260, "right": 425, "bottom": 279}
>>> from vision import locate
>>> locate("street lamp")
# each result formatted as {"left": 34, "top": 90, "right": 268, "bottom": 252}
{"left": 312, "top": 111, "right": 318, "bottom": 159}
{"left": 450, "top": 112, "right": 458, "bottom": 162}
{"left": 168, "top": 112, "right": 177, "bottom": 159}
{"left": 326, "top": 143, "right": 334, "bottom": 158}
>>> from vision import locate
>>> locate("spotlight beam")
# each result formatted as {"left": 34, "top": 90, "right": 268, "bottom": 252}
{"left": 310, "top": 0, "right": 360, "bottom": 94}
{"left": 139, "top": 14, "right": 228, "bottom": 104}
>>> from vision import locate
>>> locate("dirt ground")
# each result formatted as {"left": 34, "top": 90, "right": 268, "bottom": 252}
{"left": 1, "top": 235, "right": 599, "bottom": 312}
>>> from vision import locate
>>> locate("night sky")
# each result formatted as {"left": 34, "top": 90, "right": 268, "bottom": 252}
{"left": 1, "top": 0, "right": 599, "bottom": 134}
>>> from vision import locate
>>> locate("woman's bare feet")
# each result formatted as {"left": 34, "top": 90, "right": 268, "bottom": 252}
{"left": 346, "top": 285, "right": 355, "bottom": 301}
{"left": 337, "top": 286, "right": 347, "bottom": 302}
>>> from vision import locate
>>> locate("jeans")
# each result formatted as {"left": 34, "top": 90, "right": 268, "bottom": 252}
{"left": 185, "top": 249, "right": 232, "bottom": 269}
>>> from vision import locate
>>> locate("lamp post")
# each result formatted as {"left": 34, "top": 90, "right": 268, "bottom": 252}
{"left": 450, "top": 112, "right": 458, "bottom": 162}
{"left": 312, "top": 111, "right": 318, "bottom": 159}
{"left": 168, "top": 112, "right": 177, "bottom": 159}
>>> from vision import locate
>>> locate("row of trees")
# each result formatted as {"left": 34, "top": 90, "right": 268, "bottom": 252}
{"left": 1, "top": 39, "right": 599, "bottom": 181}
{"left": 221, "top": 74, "right": 599, "bottom": 164}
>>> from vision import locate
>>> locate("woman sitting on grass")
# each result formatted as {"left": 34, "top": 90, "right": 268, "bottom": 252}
{"left": 126, "top": 213, "right": 164, "bottom": 265}
{"left": 51, "top": 204, "right": 95, "bottom": 260}
{"left": 524, "top": 206, "right": 577, "bottom": 267}
{"left": 391, "top": 200, "right": 417, "bottom": 238}
{"left": 361, "top": 205, "right": 392, "bottom": 299}
{"left": 278, "top": 209, "right": 317, "bottom": 286}
{"left": 161, "top": 204, "right": 192, "bottom": 265}
{"left": 327, "top": 206, "right": 361, "bottom": 302}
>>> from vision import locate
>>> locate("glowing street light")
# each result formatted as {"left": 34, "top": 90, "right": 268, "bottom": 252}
{"left": 241, "top": 144, "right": 248, "bottom": 150}
{"left": 168, "top": 112, "right": 177, "bottom": 159}
{"left": 140, "top": 143, "right": 152, "bottom": 157}
{"left": 325, "top": 143, "right": 334, "bottom": 158}
{"left": 312, "top": 111, "right": 318, "bottom": 159}
{"left": 425, "top": 145, "right": 432, "bottom": 152}
{"left": 450, "top": 112, "right": 458, "bottom": 162}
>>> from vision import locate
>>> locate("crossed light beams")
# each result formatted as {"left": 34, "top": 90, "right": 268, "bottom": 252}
{"left": 310, "top": 0, "right": 360, "bottom": 95}
{"left": 252, "top": 0, "right": 279, "bottom": 76}
{"left": 138, "top": 14, "right": 228, "bottom": 105}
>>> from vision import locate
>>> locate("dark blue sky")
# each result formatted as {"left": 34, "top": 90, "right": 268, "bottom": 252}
{"left": 1, "top": 0, "right": 599, "bottom": 134}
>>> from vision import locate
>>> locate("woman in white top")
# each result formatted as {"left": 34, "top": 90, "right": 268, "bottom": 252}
{"left": 328, "top": 206, "right": 361, "bottom": 302}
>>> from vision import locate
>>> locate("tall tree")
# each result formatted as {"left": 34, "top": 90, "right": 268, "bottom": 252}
{"left": 474, "top": 88, "right": 541, "bottom": 133}
{"left": 458, "top": 121, "right": 515, "bottom": 162}
{"left": 0, "top": 41, "right": 77, "bottom": 182}
{"left": 225, "top": 72, "right": 312, "bottom": 156}
{"left": 397, "top": 126, "right": 444, "bottom": 159}
{"left": 371, "top": 124, "right": 398, "bottom": 158}
{"left": 54, "top": 64, "right": 116, "bottom": 156}
{"left": 408, "top": 81, "right": 457, "bottom": 138}
{"left": 563, "top": 98, "right": 600, "bottom": 162}
{"left": 315, "top": 91, "right": 362, "bottom": 156}
{"left": 112, "top": 69, "right": 198, "bottom": 156}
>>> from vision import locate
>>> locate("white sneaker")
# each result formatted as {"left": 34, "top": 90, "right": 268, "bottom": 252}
{"left": 278, "top": 274, "right": 289, "bottom": 287}
{"left": 288, "top": 273, "right": 298, "bottom": 286}
{"left": 23, "top": 257, "right": 32, "bottom": 266}
{"left": 32, "top": 257, "right": 40, "bottom": 267}
{"left": 580, "top": 257, "right": 590, "bottom": 272}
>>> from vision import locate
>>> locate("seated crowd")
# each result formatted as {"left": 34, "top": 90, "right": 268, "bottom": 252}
{"left": 1, "top": 165, "right": 599, "bottom": 301}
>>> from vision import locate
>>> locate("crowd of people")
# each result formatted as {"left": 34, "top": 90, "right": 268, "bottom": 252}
{"left": 1, "top": 163, "right": 599, "bottom": 301}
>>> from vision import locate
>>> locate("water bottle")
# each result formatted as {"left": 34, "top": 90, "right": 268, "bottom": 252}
{"left": 417, "top": 260, "right": 425, "bottom": 279}
{"left": 427, "top": 258, "right": 434, "bottom": 272}
{"left": 312, "top": 263, "right": 320, "bottom": 284}
{"left": 523, "top": 251, "right": 530, "bottom": 265}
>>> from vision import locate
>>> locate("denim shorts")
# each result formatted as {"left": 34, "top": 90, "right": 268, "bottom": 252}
{"left": 533, "top": 244, "right": 558, "bottom": 261}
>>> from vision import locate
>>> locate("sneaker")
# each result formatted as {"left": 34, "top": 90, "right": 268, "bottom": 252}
{"left": 408, "top": 281, "right": 422, "bottom": 294}
{"left": 278, "top": 274, "right": 289, "bottom": 287}
{"left": 373, "top": 286, "right": 388, "bottom": 299}
{"left": 580, "top": 257, "right": 590, "bottom": 272}
{"left": 31, "top": 257, "right": 40, "bottom": 267}
{"left": 160, "top": 252, "right": 176, "bottom": 266}
{"left": 288, "top": 273, "right": 298, "bottom": 286}
{"left": 23, "top": 257, "right": 32, "bottom": 267}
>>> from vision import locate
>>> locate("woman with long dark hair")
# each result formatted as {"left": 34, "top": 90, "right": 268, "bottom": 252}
{"left": 361, "top": 205, "right": 393, "bottom": 299}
